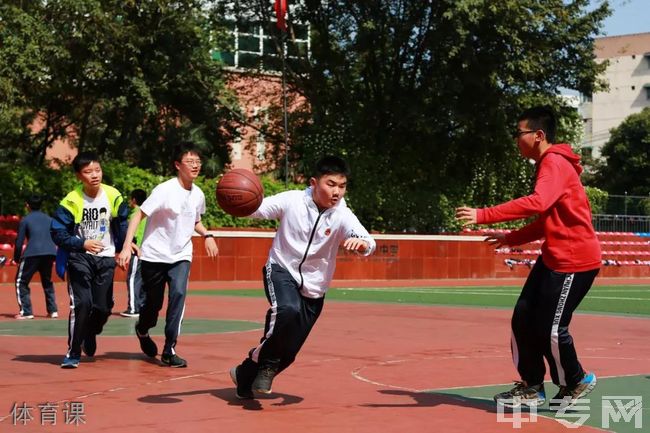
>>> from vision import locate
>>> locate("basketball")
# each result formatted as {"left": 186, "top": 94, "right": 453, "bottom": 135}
{"left": 216, "top": 169, "right": 264, "bottom": 217}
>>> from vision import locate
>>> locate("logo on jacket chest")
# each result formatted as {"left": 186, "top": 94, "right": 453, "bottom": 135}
{"left": 324, "top": 228, "right": 331, "bottom": 236}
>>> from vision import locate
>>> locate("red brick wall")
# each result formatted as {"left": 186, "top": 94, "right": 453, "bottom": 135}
{"left": 2, "top": 232, "right": 647, "bottom": 284}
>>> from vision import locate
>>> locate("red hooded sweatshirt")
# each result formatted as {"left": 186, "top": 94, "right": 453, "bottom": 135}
{"left": 476, "top": 144, "right": 601, "bottom": 273}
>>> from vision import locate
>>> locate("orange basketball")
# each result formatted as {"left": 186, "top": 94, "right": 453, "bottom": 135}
{"left": 216, "top": 169, "right": 264, "bottom": 217}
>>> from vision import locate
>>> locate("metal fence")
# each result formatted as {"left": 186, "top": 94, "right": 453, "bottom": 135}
{"left": 592, "top": 214, "right": 650, "bottom": 233}
{"left": 590, "top": 194, "right": 650, "bottom": 233}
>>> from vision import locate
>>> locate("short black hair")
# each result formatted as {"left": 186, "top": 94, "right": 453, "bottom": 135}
{"left": 314, "top": 155, "right": 350, "bottom": 178}
{"left": 518, "top": 106, "right": 556, "bottom": 143}
{"left": 172, "top": 141, "right": 201, "bottom": 163}
{"left": 26, "top": 194, "right": 43, "bottom": 210}
{"left": 72, "top": 151, "right": 100, "bottom": 172}
{"left": 130, "top": 189, "right": 147, "bottom": 206}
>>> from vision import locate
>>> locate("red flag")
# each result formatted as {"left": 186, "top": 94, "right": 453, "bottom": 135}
{"left": 275, "top": 0, "right": 287, "bottom": 32}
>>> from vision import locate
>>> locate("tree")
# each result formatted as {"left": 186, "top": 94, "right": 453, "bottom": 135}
{"left": 237, "top": 0, "right": 609, "bottom": 231}
{"left": 0, "top": 0, "right": 238, "bottom": 176}
{"left": 596, "top": 107, "right": 650, "bottom": 195}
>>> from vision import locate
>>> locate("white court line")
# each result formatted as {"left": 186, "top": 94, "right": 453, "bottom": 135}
{"left": 0, "top": 355, "right": 345, "bottom": 423}
{"left": 351, "top": 356, "right": 650, "bottom": 393}
{"left": 351, "top": 359, "right": 647, "bottom": 432}
{"left": 0, "top": 368, "right": 231, "bottom": 423}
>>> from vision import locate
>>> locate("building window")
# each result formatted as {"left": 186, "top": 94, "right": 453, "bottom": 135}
{"left": 632, "top": 85, "right": 636, "bottom": 90}
{"left": 213, "top": 20, "right": 310, "bottom": 72}
{"left": 646, "top": 87, "right": 650, "bottom": 100}
{"left": 255, "top": 133, "right": 266, "bottom": 161}
{"left": 231, "top": 137, "right": 242, "bottom": 160}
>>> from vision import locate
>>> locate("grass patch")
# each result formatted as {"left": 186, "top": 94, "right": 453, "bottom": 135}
{"left": 191, "top": 286, "right": 650, "bottom": 317}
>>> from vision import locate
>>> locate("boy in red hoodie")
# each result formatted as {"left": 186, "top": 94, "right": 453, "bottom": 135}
{"left": 456, "top": 106, "right": 601, "bottom": 411}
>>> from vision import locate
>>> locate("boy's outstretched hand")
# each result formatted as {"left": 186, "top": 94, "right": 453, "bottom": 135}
{"left": 342, "top": 238, "right": 369, "bottom": 253}
{"left": 455, "top": 206, "right": 477, "bottom": 225}
{"left": 484, "top": 233, "right": 507, "bottom": 248}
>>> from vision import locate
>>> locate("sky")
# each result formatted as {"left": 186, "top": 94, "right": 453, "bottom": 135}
{"left": 594, "top": 0, "right": 650, "bottom": 36}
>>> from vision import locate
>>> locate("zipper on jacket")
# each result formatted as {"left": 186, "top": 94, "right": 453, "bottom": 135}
{"left": 298, "top": 208, "right": 325, "bottom": 290}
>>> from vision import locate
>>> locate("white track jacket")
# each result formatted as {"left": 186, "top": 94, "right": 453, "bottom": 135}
{"left": 250, "top": 188, "right": 376, "bottom": 298}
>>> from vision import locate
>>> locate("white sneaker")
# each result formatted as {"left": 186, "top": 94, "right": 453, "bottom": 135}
{"left": 15, "top": 314, "right": 34, "bottom": 320}
{"left": 48, "top": 312, "right": 59, "bottom": 318}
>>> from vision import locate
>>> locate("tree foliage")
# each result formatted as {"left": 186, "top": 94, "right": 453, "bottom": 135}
{"left": 1, "top": 0, "right": 612, "bottom": 232}
{"left": 595, "top": 107, "right": 650, "bottom": 196}
{"left": 0, "top": 0, "right": 238, "bottom": 176}
{"left": 0, "top": 160, "right": 302, "bottom": 229}
{"left": 238, "top": 0, "right": 609, "bottom": 232}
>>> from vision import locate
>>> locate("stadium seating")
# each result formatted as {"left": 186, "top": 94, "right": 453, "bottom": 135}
{"left": 464, "top": 228, "right": 650, "bottom": 270}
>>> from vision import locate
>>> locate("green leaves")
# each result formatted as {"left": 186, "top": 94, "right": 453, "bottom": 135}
{"left": 0, "top": 1, "right": 236, "bottom": 171}
{"left": 597, "top": 107, "right": 650, "bottom": 196}
{"left": 279, "top": 0, "right": 609, "bottom": 231}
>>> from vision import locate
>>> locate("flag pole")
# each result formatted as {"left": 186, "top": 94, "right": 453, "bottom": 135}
{"left": 275, "top": 0, "right": 290, "bottom": 186}
{"left": 281, "top": 33, "right": 289, "bottom": 187}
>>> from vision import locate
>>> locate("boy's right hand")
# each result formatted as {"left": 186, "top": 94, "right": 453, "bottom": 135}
{"left": 116, "top": 248, "right": 131, "bottom": 270}
{"left": 83, "top": 239, "right": 105, "bottom": 254}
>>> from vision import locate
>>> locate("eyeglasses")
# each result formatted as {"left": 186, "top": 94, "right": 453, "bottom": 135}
{"left": 512, "top": 130, "right": 536, "bottom": 139}
{"left": 181, "top": 159, "right": 202, "bottom": 166}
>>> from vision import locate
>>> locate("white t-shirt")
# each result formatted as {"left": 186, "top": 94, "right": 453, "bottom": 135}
{"left": 139, "top": 177, "right": 206, "bottom": 263}
{"left": 78, "top": 189, "right": 115, "bottom": 257}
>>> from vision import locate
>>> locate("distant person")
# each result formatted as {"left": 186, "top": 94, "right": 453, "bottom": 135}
{"left": 117, "top": 142, "right": 218, "bottom": 368}
{"left": 456, "top": 106, "right": 601, "bottom": 411}
{"left": 14, "top": 194, "right": 58, "bottom": 320}
{"left": 51, "top": 152, "right": 129, "bottom": 368}
{"left": 120, "top": 189, "right": 148, "bottom": 318}
{"left": 229, "top": 155, "right": 376, "bottom": 399}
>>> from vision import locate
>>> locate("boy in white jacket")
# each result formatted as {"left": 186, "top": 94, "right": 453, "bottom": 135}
{"left": 230, "top": 156, "right": 376, "bottom": 399}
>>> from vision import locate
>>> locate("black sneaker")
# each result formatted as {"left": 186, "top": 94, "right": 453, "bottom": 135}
{"left": 82, "top": 333, "right": 97, "bottom": 357}
{"left": 135, "top": 324, "right": 157, "bottom": 357}
{"left": 494, "top": 381, "right": 546, "bottom": 408}
{"left": 252, "top": 367, "right": 277, "bottom": 394}
{"left": 230, "top": 366, "right": 254, "bottom": 399}
{"left": 161, "top": 353, "right": 187, "bottom": 368}
{"left": 549, "top": 372, "right": 597, "bottom": 411}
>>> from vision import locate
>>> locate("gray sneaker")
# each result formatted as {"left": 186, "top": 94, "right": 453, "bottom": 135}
{"left": 494, "top": 381, "right": 546, "bottom": 408}
{"left": 252, "top": 367, "right": 277, "bottom": 394}
{"left": 550, "top": 372, "right": 597, "bottom": 411}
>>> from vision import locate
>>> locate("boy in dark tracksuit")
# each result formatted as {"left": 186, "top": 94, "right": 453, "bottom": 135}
{"left": 51, "top": 152, "right": 129, "bottom": 368}
{"left": 14, "top": 195, "right": 58, "bottom": 319}
{"left": 456, "top": 106, "right": 601, "bottom": 411}
{"left": 230, "top": 156, "right": 376, "bottom": 399}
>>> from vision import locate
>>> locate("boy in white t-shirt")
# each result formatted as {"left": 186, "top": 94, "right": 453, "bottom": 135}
{"left": 117, "top": 142, "right": 218, "bottom": 367}
{"left": 51, "top": 152, "right": 129, "bottom": 368}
